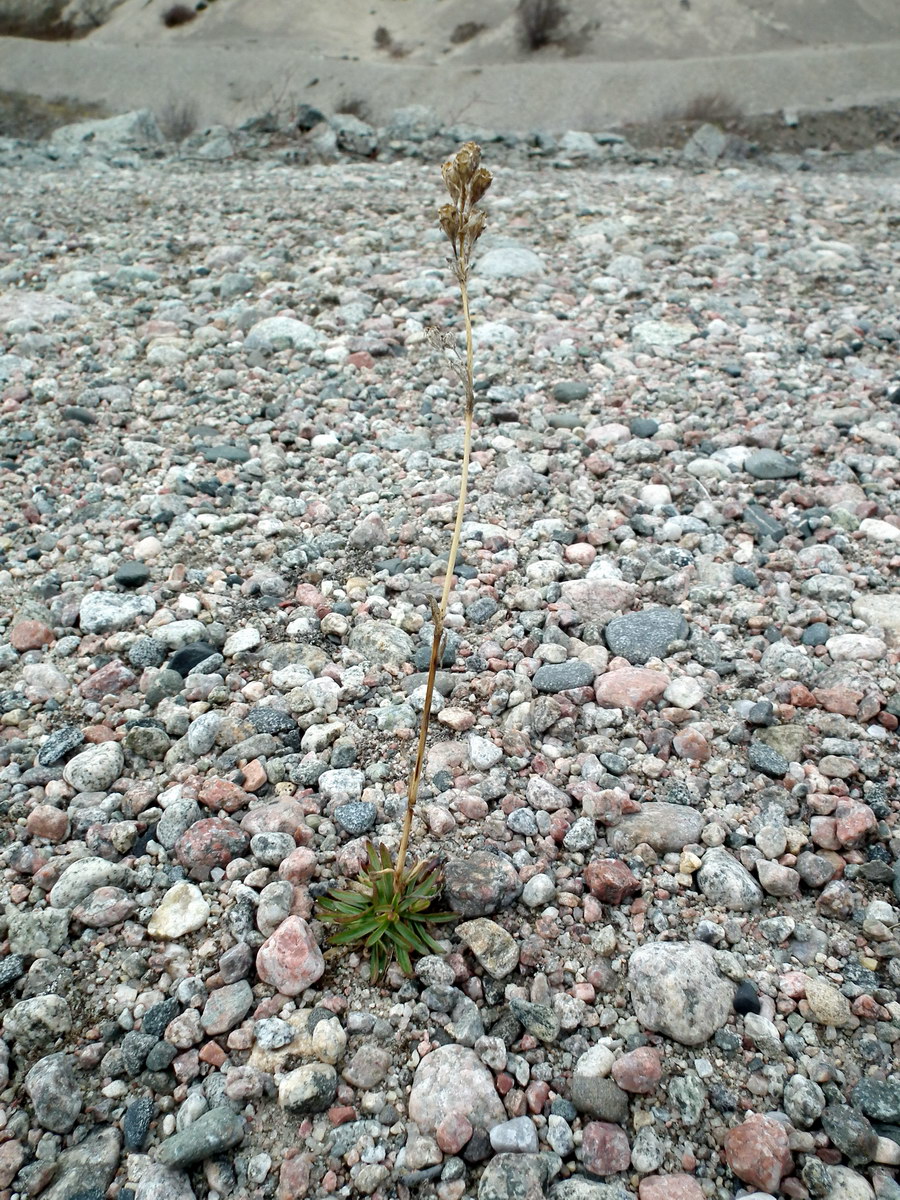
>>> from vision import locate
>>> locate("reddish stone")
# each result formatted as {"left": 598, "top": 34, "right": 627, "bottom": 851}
{"left": 672, "top": 728, "right": 711, "bottom": 761}
{"left": 852, "top": 994, "right": 888, "bottom": 1020}
{"left": 174, "top": 817, "right": 249, "bottom": 880}
{"left": 279, "top": 846, "right": 317, "bottom": 884}
{"left": 278, "top": 1153, "right": 312, "bottom": 1200}
{"left": 595, "top": 668, "right": 669, "bottom": 711}
{"left": 581, "top": 1122, "right": 631, "bottom": 1175}
{"left": 612, "top": 1047, "right": 662, "bottom": 1094}
{"left": 256, "top": 915, "right": 324, "bottom": 996}
{"left": 72, "top": 886, "right": 136, "bottom": 928}
{"left": 435, "top": 1113, "right": 473, "bottom": 1154}
{"left": 79, "top": 659, "right": 137, "bottom": 701}
{"left": 526, "top": 1080, "right": 550, "bottom": 1113}
{"left": 328, "top": 1105, "right": 357, "bottom": 1126}
{"left": 810, "top": 816, "right": 840, "bottom": 850}
{"left": 789, "top": 684, "right": 817, "bottom": 707}
{"left": 199, "top": 1041, "right": 228, "bottom": 1067}
{"left": 240, "top": 758, "right": 267, "bottom": 792}
{"left": 0, "top": 1139, "right": 26, "bottom": 1188}
{"left": 10, "top": 620, "right": 54, "bottom": 651}
{"left": 348, "top": 350, "right": 375, "bottom": 369}
{"left": 83, "top": 724, "right": 117, "bottom": 743}
{"left": 241, "top": 800, "right": 311, "bottom": 840}
{"left": 639, "top": 1175, "right": 704, "bottom": 1200}
{"left": 834, "top": 800, "right": 876, "bottom": 848}
{"left": 199, "top": 776, "right": 251, "bottom": 814}
{"left": 723, "top": 1113, "right": 793, "bottom": 1193}
{"left": 584, "top": 860, "right": 641, "bottom": 905}
{"left": 813, "top": 687, "right": 863, "bottom": 717}
{"left": 26, "top": 805, "right": 69, "bottom": 841}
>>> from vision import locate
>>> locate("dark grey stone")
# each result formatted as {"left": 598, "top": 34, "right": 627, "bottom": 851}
{"left": 853, "top": 1079, "right": 900, "bottom": 1124}
{"left": 114, "top": 561, "right": 150, "bottom": 588}
{"left": 821, "top": 1104, "right": 878, "bottom": 1165}
{"left": 749, "top": 741, "right": 790, "bottom": 777}
{"left": 167, "top": 643, "right": 219, "bottom": 677}
{"left": 745, "top": 450, "right": 801, "bottom": 480}
{"left": 0, "top": 953, "right": 25, "bottom": 988}
{"left": 553, "top": 382, "right": 590, "bottom": 402}
{"left": 508, "top": 998, "right": 560, "bottom": 1043}
{"left": 532, "top": 661, "right": 596, "bottom": 692}
{"left": 37, "top": 725, "right": 84, "bottom": 766}
{"left": 247, "top": 706, "right": 297, "bottom": 736}
{"left": 141, "top": 998, "right": 180, "bottom": 1038}
{"left": 124, "top": 1097, "right": 154, "bottom": 1150}
{"left": 570, "top": 1075, "right": 628, "bottom": 1122}
{"left": 604, "top": 608, "right": 689, "bottom": 664}
{"left": 802, "top": 622, "right": 830, "bottom": 646}
{"left": 744, "top": 503, "right": 787, "bottom": 541}
{"left": 128, "top": 637, "right": 167, "bottom": 668}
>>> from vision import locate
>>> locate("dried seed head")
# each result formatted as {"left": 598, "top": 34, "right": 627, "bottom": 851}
{"left": 439, "top": 143, "right": 492, "bottom": 264}
{"left": 468, "top": 166, "right": 492, "bottom": 206}
{"left": 439, "top": 203, "right": 460, "bottom": 247}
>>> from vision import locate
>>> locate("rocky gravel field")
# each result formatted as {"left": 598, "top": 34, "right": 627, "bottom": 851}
{"left": 0, "top": 107, "right": 899, "bottom": 1200}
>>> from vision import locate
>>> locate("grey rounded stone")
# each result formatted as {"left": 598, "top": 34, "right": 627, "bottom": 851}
{"left": 444, "top": 851, "right": 522, "bottom": 917}
{"left": 408, "top": 1044, "right": 506, "bottom": 1135}
{"left": 628, "top": 940, "right": 733, "bottom": 1046}
{"left": 79, "top": 591, "right": 155, "bottom": 634}
{"left": 156, "top": 1107, "right": 245, "bottom": 1168}
{"left": 62, "top": 741, "right": 124, "bottom": 792}
{"left": 25, "top": 1053, "right": 82, "bottom": 1132}
{"left": 697, "top": 848, "right": 764, "bottom": 911}
{"left": 348, "top": 620, "right": 414, "bottom": 667}
{"left": 489, "top": 1117, "right": 539, "bottom": 1154}
{"left": 784, "top": 1075, "right": 826, "bottom": 1128}
{"left": 745, "top": 449, "right": 801, "bottom": 479}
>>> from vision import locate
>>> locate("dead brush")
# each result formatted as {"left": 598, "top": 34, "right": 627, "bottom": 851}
{"left": 319, "top": 143, "right": 493, "bottom": 981}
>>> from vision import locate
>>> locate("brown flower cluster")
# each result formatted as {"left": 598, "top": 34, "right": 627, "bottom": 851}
{"left": 439, "top": 142, "right": 492, "bottom": 270}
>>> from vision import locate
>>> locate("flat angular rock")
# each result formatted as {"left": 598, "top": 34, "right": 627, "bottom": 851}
{"left": 595, "top": 668, "right": 670, "bottom": 710}
{"left": 628, "top": 941, "right": 733, "bottom": 1046}
{"left": 278, "top": 1064, "right": 337, "bottom": 1111}
{"left": 78, "top": 591, "right": 155, "bottom": 634}
{"left": 457, "top": 918, "right": 519, "bottom": 978}
{"left": 745, "top": 449, "right": 801, "bottom": 479}
{"left": 532, "top": 661, "right": 596, "bottom": 692}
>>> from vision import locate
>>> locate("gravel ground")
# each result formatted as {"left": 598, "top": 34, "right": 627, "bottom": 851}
{"left": 0, "top": 109, "right": 899, "bottom": 1200}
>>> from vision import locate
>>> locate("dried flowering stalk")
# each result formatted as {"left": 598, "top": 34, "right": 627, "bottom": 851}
{"left": 320, "top": 145, "right": 492, "bottom": 979}
{"left": 393, "top": 142, "right": 492, "bottom": 887}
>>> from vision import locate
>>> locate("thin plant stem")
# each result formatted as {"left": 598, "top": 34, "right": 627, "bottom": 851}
{"left": 394, "top": 144, "right": 488, "bottom": 889}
